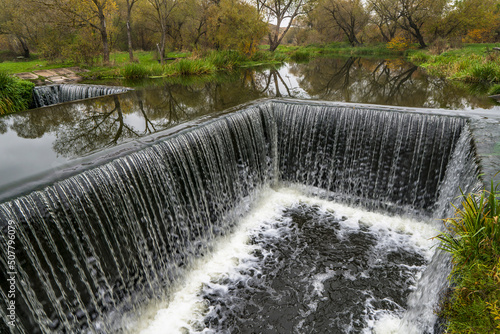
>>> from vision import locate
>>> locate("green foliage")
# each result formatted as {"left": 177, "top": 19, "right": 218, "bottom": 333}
{"left": 407, "top": 50, "right": 431, "bottom": 63}
{"left": 122, "top": 63, "right": 150, "bottom": 79}
{"left": 0, "top": 71, "right": 35, "bottom": 115}
{"left": 488, "top": 84, "right": 500, "bottom": 96}
{"left": 207, "top": 50, "right": 247, "bottom": 70}
{"left": 470, "top": 62, "right": 500, "bottom": 83}
{"left": 207, "top": 0, "right": 268, "bottom": 56}
{"left": 290, "top": 50, "right": 311, "bottom": 62}
{"left": 413, "top": 46, "right": 500, "bottom": 84}
{"left": 437, "top": 183, "right": 500, "bottom": 333}
{"left": 171, "top": 58, "right": 216, "bottom": 76}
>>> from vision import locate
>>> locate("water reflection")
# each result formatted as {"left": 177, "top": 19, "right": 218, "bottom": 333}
{"left": 1, "top": 57, "right": 498, "bottom": 198}
{"left": 291, "top": 57, "right": 496, "bottom": 109}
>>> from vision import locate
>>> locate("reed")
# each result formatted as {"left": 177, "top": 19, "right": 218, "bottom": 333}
{"left": 0, "top": 71, "right": 35, "bottom": 115}
{"left": 437, "top": 182, "right": 500, "bottom": 333}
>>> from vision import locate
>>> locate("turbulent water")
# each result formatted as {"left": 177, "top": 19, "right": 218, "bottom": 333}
{"left": 135, "top": 187, "right": 437, "bottom": 334}
{"left": 31, "top": 84, "right": 131, "bottom": 108}
{"left": 0, "top": 101, "right": 480, "bottom": 334}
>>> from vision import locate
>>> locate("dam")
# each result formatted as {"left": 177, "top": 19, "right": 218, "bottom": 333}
{"left": 1, "top": 95, "right": 499, "bottom": 333}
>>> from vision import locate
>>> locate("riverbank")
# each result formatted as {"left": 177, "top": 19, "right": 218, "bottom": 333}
{"left": 407, "top": 44, "right": 500, "bottom": 91}
{"left": 437, "top": 184, "right": 500, "bottom": 333}
{"left": 0, "top": 44, "right": 399, "bottom": 82}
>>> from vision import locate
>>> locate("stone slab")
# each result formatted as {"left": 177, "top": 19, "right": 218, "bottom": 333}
{"left": 33, "top": 69, "right": 59, "bottom": 77}
{"left": 51, "top": 68, "right": 75, "bottom": 76}
{"left": 14, "top": 72, "right": 39, "bottom": 80}
{"left": 47, "top": 76, "right": 69, "bottom": 83}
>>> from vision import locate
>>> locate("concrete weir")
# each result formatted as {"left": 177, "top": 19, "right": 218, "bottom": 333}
{"left": 0, "top": 98, "right": 498, "bottom": 333}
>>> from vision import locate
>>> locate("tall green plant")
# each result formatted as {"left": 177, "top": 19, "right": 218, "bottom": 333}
{"left": 0, "top": 71, "right": 35, "bottom": 115}
{"left": 438, "top": 183, "right": 500, "bottom": 263}
{"left": 437, "top": 182, "right": 500, "bottom": 332}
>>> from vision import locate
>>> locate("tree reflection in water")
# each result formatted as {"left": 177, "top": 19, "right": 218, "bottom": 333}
{"left": 3, "top": 58, "right": 498, "bottom": 161}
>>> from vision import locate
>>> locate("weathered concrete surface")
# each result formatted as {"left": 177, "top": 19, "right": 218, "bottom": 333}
{"left": 13, "top": 67, "right": 89, "bottom": 85}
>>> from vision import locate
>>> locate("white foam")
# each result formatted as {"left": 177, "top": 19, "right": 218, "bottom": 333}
{"left": 130, "top": 186, "right": 438, "bottom": 334}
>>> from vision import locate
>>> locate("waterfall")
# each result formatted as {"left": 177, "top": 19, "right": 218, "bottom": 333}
{"left": 0, "top": 101, "right": 479, "bottom": 334}
{"left": 31, "top": 84, "right": 131, "bottom": 108}
{"left": 273, "top": 102, "right": 466, "bottom": 217}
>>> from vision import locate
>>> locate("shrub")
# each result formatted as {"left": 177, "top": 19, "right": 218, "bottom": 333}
{"left": 470, "top": 62, "right": 500, "bottom": 82}
{"left": 0, "top": 71, "right": 35, "bottom": 115}
{"left": 437, "top": 183, "right": 500, "bottom": 332}
{"left": 173, "top": 58, "right": 216, "bottom": 75}
{"left": 408, "top": 51, "right": 430, "bottom": 63}
{"left": 488, "top": 84, "right": 500, "bottom": 95}
{"left": 290, "top": 49, "right": 311, "bottom": 62}
{"left": 122, "top": 63, "right": 150, "bottom": 79}
{"left": 208, "top": 50, "right": 246, "bottom": 70}
{"left": 387, "top": 37, "right": 410, "bottom": 52}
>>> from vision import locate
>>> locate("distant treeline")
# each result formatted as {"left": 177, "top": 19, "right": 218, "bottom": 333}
{"left": 0, "top": 0, "right": 499, "bottom": 65}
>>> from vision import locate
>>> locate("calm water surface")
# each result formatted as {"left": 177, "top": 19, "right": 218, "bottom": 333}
{"left": 0, "top": 57, "right": 498, "bottom": 200}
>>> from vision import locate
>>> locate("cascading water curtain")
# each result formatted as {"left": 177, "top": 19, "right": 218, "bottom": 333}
{"left": 0, "top": 100, "right": 479, "bottom": 333}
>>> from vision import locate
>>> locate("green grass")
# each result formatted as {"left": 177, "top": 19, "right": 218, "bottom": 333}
{"left": 0, "top": 71, "right": 35, "bottom": 115}
{"left": 407, "top": 44, "right": 500, "bottom": 85}
{"left": 437, "top": 183, "right": 500, "bottom": 333}
{"left": 290, "top": 49, "right": 311, "bottom": 62}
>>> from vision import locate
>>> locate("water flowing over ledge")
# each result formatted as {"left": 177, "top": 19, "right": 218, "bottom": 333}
{"left": 0, "top": 100, "right": 485, "bottom": 333}
{"left": 31, "top": 84, "right": 132, "bottom": 108}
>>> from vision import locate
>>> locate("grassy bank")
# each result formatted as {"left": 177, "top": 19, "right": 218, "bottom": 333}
{"left": 407, "top": 44, "right": 500, "bottom": 89}
{"left": 437, "top": 183, "right": 500, "bottom": 333}
{"left": 0, "top": 71, "right": 34, "bottom": 115}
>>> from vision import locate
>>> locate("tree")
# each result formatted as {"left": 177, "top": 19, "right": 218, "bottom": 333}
{"left": 34, "top": 0, "right": 118, "bottom": 63}
{"left": 397, "top": 0, "right": 446, "bottom": 48}
{"left": 367, "top": 0, "right": 400, "bottom": 42}
{"left": 125, "top": 0, "right": 141, "bottom": 61}
{"left": 207, "top": 0, "right": 268, "bottom": 55}
{"left": 428, "top": 0, "right": 500, "bottom": 40}
{"left": 147, "top": 0, "right": 179, "bottom": 64}
{"left": 0, "top": 0, "right": 44, "bottom": 58}
{"left": 257, "top": 0, "right": 308, "bottom": 51}
{"left": 323, "top": 0, "right": 369, "bottom": 46}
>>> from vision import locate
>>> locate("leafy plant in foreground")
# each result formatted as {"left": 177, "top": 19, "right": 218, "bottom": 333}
{"left": 437, "top": 182, "right": 500, "bottom": 333}
{"left": 0, "top": 71, "right": 35, "bottom": 115}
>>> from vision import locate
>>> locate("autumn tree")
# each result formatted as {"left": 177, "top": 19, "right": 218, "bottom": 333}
{"left": 33, "top": 0, "right": 118, "bottom": 63}
{"left": 0, "top": 0, "right": 46, "bottom": 57}
{"left": 429, "top": 0, "right": 500, "bottom": 40}
{"left": 257, "top": 0, "right": 308, "bottom": 51}
{"left": 323, "top": 0, "right": 369, "bottom": 46}
{"left": 207, "top": 0, "right": 268, "bottom": 55}
{"left": 397, "top": 0, "right": 447, "bottom": 48}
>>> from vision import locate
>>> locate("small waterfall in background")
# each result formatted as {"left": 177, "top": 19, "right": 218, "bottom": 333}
{"left": 0, "top": 101, "right": 480, "bottom": 333}
{"left": 31, "top": 84, "right": 131, "bottom": 108}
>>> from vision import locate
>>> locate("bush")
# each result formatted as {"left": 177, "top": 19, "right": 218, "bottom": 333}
{"left": 488, "top": 84, "right": 500, "bottom": 95}
{"left": 207, "top": 50, "right": 246, "bottom": 70}
{"left": 0, "top": 71, "right": 35, "bottom": 115}
{"left": 122, "top": 63, "right": 150, "bottom": 79}
{"left": 470, "top": 62, "right": 500, "bottom": 82}
{"left": 387, "top": 37, "right": 410, "bottom": 52}
{"left": 172, "top": 58, "right": 216, "bottom": 76}
{"left": 290, "top": 49, "right": 311, "bottom": 62}
{"left": 437, "top": 183, "right": 500, "bottom": 333}
{"left": 408, "top": 50, "right": 430, "bottom": 63}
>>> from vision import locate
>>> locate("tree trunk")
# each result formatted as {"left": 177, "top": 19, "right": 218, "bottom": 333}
{"left": 127, "top": 11, "right": 135, "bottom": 62}
{"left": 99, "top": 14, "right": 110, "bottom": 63}
{"left": 18, "top": 37, "right": 30, "bottom": 58}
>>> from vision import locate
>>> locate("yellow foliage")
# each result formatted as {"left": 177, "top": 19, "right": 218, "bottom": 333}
{"left": 463, "top": 28, "right": 493, "bottom": 43}
{"left": 387, "top": 36, "right": 410, "bottom": 52}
